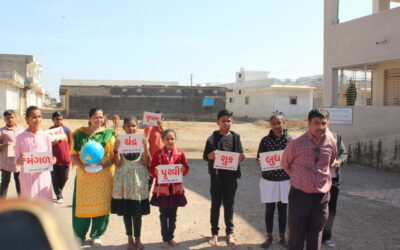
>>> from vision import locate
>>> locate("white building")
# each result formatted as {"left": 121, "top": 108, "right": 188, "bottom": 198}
{"left": 324, "top": 0, "right": 400, "bottom": 170}
{"left": 216, "top": 68, "right": 315, "bottom": 119}
{"left": 0, "top": 54, "right": 45, "bottom": 114}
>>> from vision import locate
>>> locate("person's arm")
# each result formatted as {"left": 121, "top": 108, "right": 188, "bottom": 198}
{"left": 336, "top": 136, "right": 347, "bottom": 165}
{"left": 67, "top": 132, "right": 73, "bottom": 149}
{"left": 0, "top": 131, "right": 9, "bottom": 151}
{"left": 281, "top": 141, "right": 295, "bottom": 176}
{"left": 180, "top": 152, "right": 190, "bottom": 176}
{"left": 237, "top": 135, "right": 245, "bottom": 162}
{"left": 141, "top": 137, "right": 151, "bottom": 166}
{"left": 113, "top": 139, "right": 122, "bottom": 168}
{"left": 203, "top": 137, "right": 215, "bottom": 161}
{"left": 149, "top": 151, "right": 159, "bottom": 178}
{"left": 15, "top": 136, "right": 25, "bottom": 165}
{"left": 256, "top": 138, "right": 264, "bottom": 166}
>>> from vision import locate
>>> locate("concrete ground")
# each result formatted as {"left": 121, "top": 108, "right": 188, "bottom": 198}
{"left": 3, "top": 156, "right": 400, "bottom": 250}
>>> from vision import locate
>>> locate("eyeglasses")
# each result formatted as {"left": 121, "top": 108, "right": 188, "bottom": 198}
{"left": 313, "top": 147, "right": 320, "bottom": 164}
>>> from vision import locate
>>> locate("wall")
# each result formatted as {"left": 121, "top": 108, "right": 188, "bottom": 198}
{"left": 347, "top": 134, "right": 400, "bottom": 171}
{"left": 61, "top": 85, "right": 226, "bottom": 120}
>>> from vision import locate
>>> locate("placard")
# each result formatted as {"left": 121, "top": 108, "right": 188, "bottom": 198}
{"left": 142, "top": 112, "right": 162, "bottom": 126}
{"left": 7, "top": 142, "right": 16, "bottom": 158}
{"left": 213, "top": 151, "right": 240, "bottom": 171}
{"left": 118, "top": 134, "right": 144, "bottom": 153}
{"left": 22, "top": 152, "right": 53, "bottom": 173}
{"left": 46, "top": 127, "right": 66, "bottom": 141}
{"left": 157, "top": 164, "right": 183, "bottom": 184}
{"left": 259, "top": 150, "right": 284, "bottom": 171}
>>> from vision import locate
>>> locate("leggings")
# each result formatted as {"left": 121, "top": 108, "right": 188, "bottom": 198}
{"left": 265, "top": 202, "right": 287, "bottom": 235}
{"left": 123, "top": 215, "right": 142, "bottom": 237}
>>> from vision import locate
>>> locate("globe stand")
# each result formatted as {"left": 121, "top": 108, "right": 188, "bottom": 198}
{"left": 84, "top": 164, "right": 103, "bottom": 173}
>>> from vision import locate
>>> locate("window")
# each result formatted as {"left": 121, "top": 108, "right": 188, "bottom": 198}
{"left": 229, "top": 97, "right": 233, "bottom": 103}
{"left": 159, "top": 89, "right": 165, "bottom": 93}
{"left": 203, "top": 97, "right": 214, "bottom": 106}
{"left": 245, "top": 96, "right": 249, "bottom": 105}
{"left": 238, "top": 73, "right": 242, "bottom": 78}
{"left": 213, "top": 90, "right": 218, "bottom": 94}
{"left": 289, "top": 96, "right": 297, "bottom": 105}
{"left": 121, "top": 88, "right": 128, "bottom": 93}
{"left": 176, "top": 89, "right": 182, "bottom": 94}
{"left": 136, "top": 88, "right": 142, "bottom": 93}
{"left": 198, "top": 89, "right": 203, "bottom": 94}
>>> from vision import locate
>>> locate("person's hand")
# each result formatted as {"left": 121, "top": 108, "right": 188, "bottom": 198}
{"left": 208, "top": 151, "right": 217, "bottom": 160}
{"left": 239, "top": 153, "right": 245, "bottom": 162}
{"left": 0, "top": 142, "right": 10, "bottom": 150}
{"left": 16, "top": 158, "right": 26, "bottom": 165}
{"left": 143, "top": 137, "right": 149, "bottom": 148}
{"left": 256, "top": 159, "right": 261, "bottom": 166}
{"left": 157, "top": 120, "right": 164, "bottom": 130}
{"left": 114, "top": 139, "right": 121, "bottom": 151}
{"left": 181, "top": 166, "right": 185, "bottom": 173}
{"left": 51, "top": 156, "right": 57, "bottom": 165}
{"left": 155, "top": 167, "right": 159, "bottom": 175}
{"left": 331, "top": 159, "right": 341, "bottom": 168}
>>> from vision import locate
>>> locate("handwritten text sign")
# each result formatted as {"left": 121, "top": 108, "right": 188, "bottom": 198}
{"left": 213, "top": 151, "right": 240, "bottom": 171}
{"left": 259, "top": 150, "right": 284, "bottom": 171}
{"left": 22, "top": 152, "right": 53, "bottom": 173}
{"left": 7, "top": 142, "right": 16, "bottom": 158}
{"left": 46, "top": 127, "right": 66, "bottom": 141}
{"left": 142, "top": 112, "right": 162, "bottom": 126}
{"left": 118, "top": 134, "right": 144, "bottom": 153}
{"left": 157, "top": 164, "right": 183, "bottom": 184}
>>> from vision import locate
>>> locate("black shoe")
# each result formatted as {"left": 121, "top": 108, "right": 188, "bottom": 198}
{"left": 261, "top": 238, "right": 273, "bottom": 249}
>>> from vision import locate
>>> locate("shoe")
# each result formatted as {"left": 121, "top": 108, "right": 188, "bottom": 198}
{"left": 56, "top": 198, "right": 63, "bottom": 204}
{"left": 92, "top": 238, "right": 102, "bottom": 247}
{"left": 279, "top": 238, "right": 288, "bottom": 248}
{"left": 323, "top": 240, "right": 336, "bottom": 248}
{"left": 261, "top": 238, "right": 273, "bottom": 249}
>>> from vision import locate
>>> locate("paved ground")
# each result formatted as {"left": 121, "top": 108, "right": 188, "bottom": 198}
{"left": 3, "top": 156, "right": 400, "bottom": 250}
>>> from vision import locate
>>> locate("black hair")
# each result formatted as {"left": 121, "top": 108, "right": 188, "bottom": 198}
{"left": 308, "top": 108, "right": 329, "bottom": 122}
{"left": 154, "top": 110, "right": 164, "bottom": 119}
{"left": 217, "top": 109, "right": 233, "bottom": 119}
{"left": 52, "top": 111, "right": 63, "bottom": 120}
{"left": 88, "top": 108, "right": 103, "bottom": 118}
{"left": 25, "top": 106, "right": 39, "bottom": 118}
{"left": 3, "top": 110, "right": 15, "bottom": 117}
{"left": 269, "top": 113, "right": 285, "bottom": 122}
{"left": 123, "top": 116, "right": 138, "bottom": 125}
{"left": 162, "top": 129, "right": 176, "bottom": 139}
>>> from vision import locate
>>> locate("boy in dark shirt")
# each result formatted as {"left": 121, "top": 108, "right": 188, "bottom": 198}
{"left": 203, "top": 109, "right": 245, "bottom": 246}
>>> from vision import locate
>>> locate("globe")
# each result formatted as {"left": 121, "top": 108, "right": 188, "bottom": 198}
{"left": 80, "top": 141, "right": 104, "bottom": 165}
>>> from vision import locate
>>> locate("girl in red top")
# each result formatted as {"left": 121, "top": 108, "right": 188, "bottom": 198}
{"left": 149, "top": 129, "right": 189, "bottom": 249}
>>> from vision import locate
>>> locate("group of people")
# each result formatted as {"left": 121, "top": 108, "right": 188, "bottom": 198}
{"left": 0, "top": 106, "right": 346, "bottom": 250}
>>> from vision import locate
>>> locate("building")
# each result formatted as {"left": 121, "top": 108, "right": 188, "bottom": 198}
{"left": 0, "top": 54, "right": 45, "bottom": 114}
{"left": 59, "top": 79, "right": 227, "bottom": 120}
{"left": 216, "top": 68, "right": 315, "bottom": 120}
{"left": 324, "top": 0, "right": 400, "bottom": 170}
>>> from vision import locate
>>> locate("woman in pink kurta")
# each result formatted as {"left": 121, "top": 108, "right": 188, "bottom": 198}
{"left": 15, "top": 106, "right": 54, "bottom": 203}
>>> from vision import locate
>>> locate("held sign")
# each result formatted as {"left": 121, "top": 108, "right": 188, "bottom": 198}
{"left": 142, "top": 112, "right": 162, "bottom": 126}
{"left": 259, "top": 150, "right": 284, "bottom": 171}
{"left": 157, "top": 164, "right": 183, "bottom": 184}
{"left": 22, "top": 152, "right": 53, "bottom": 173}
{"left": 7, "top": 142, "right": 16, "bottom": 158}
{"left": 46, "top": 127, "right": 66, "bottom": 141}
{"left": 213, "top": 151, "right": 240, "bottom": 171}
{"left": 118, "top": 134, "right": 144, "bottom": 153}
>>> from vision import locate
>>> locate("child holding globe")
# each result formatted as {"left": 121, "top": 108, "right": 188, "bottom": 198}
{"left": 15, "top": 106, "right": 55, "bottom": 203}
{"left": 149, "top": 129, "right": 189, "bottom": 249}
{"left": 111, "top": 116, "right": 151, "bottom": 250}
{"left": 70, "top": 108, "right": 116, "bottom": 247}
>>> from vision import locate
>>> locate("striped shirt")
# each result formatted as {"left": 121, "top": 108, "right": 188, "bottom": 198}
{"left": 281, "top": 130, "right": 337, "bottom": 194}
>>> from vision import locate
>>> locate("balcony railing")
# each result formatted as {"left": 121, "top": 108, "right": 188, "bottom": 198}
{"left": 0, "top": 71, "right": 25, "bottom": 88}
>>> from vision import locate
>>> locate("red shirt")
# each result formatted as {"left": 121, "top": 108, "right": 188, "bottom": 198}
{"left": 150, "top": 147, "right": 189, "bottom": 196}
{"left": 50, "top": 125, "right": 72, "bottom": 166}
{"left": 281, "top": 130, "right": 337, "bottom": 193}
{"left": 144, "top": 126, "right": 164, "bottom": 158}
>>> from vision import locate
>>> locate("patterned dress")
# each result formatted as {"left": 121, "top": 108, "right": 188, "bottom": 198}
{"left": 111, "top": 153, "right": 150, "bottom": 216}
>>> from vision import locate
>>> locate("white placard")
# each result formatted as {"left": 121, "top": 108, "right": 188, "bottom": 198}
{"left": 324, "top": 107, "right": 353, "bottom": 125}
{"left": 157, "top": 164, "right": 183, "bottom": 184}
{"left": 259, "top": 150, "right": 284, "bottom": 171}
{"left": 118, "top": 134, "right": 144, "bottom": 153}
{"left": 46, "top": 127, "right": 66, "bottom": 141}
{"left": 7, "top": 142, "right": 16, "bottom": 158}
{"left": 22, "top": 152, "right": 53, "bottom": 173}
{"left": 213, "top": 151, "right": 240, "bottom": 171}
{"left": 142, "top": 112, "right": 162, "bottom": 126}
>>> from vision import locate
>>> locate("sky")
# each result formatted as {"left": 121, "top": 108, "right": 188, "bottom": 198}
{"left": 1, "top": 0, "right": 399, "bottom": 98}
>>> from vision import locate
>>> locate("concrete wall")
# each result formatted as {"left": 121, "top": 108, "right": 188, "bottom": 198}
{"left": 61, "top": 85, "right": 226, "bottom": 120}
{"left": 347, "top": 134, "right": 400, "bottom": 171}
{"left": 0, "top": 54, "right": 30, "bottom": 80}
{"left": 0, "top": 83, "right": 20, "bottom": 115}
{"left": 226, "top": 87, "right": 313, "bottom": 119}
